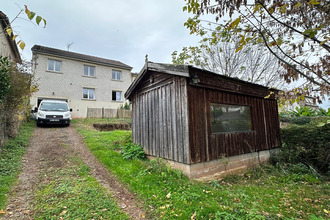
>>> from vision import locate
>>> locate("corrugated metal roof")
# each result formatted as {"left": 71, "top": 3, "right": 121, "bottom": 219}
{"left": 125, "top": 61, "right": 277, "bottom": 99}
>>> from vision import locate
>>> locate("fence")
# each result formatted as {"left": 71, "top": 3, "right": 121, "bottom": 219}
{"left": 87, "top": 108, "right": 131, "bottom": 118}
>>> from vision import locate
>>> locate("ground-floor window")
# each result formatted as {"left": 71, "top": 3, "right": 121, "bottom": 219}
{"left": 112, "top": 91, "right": 122, "bottom": 101}
{"left": 83, "top": 88, "right": 95, "bottom": 100}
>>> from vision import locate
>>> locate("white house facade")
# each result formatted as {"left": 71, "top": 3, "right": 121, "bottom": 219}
{"left": 31, "top": 45, "right": 133, "bottom": 118}
{"left": 0, "top": 11, "right": 21, "bottom": 62}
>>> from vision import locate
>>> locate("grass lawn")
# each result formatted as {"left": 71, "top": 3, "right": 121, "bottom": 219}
{"left": 33, "top": 156, "right": 129, "bottom": 220}
{"left": 0, "top": 121, "right": 35, "bottom": 211}
{"left": 73, "top": 118, "right": 329, "bottom": 220}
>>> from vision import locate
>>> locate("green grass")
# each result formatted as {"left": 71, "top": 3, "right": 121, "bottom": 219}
{"left": 0, "top": 121, "right": 35, "bottom": 210}
{"left": 33, "top": 157, "right": 129, "bottom": 220}
{"left": 74, "top": 119, "right": 330, "bottom": 220}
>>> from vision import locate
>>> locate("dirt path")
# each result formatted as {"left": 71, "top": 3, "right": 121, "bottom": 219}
{"left": 2, "top": 125, "right": 145, "bottom": 219}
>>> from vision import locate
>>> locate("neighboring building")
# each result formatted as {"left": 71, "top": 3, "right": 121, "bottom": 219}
{"left": 131, "top": 72, "right": 139, "bottom": 82}
{"left": 125, "top": 61, "right": 280, "bottom": 179}
{"left": 0, "top": 11, "right": 21, "bottom": 62}
{"left": 31, "top": 45, "right": 133, "bottom": 118}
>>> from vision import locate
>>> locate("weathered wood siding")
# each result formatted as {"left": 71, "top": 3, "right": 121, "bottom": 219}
{"left": 131, "top": 72, "right": 190, "bottom": 164}
{"left": 187, "top": 71, "right": 280, "bottom": 164}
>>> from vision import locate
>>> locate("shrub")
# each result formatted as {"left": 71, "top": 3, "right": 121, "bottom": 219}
{"left": 121, "top": 143, "right": 145, "bottom": 160}
{"left": 280, "top": 117, "right": 311, "bottom": 125}
{"left": 277, "top": 123, "right": 330, "bottom": 174}
{"left": 0, "top": 57, "right": 37, "bottom": 147}
{"left": 289, "top": 106, "right": 317, "bottom": 117}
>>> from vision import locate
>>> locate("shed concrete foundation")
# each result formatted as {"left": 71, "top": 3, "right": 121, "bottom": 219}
{"left": 147, "top": 148, "right": 279, "bottom": 181}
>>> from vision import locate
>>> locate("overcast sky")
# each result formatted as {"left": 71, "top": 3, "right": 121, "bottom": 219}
{"left": 3, "top": 1, "right": 329, "bottom": 108}
{"left": 3, "top": 0, "right": 200, "bottom": 72}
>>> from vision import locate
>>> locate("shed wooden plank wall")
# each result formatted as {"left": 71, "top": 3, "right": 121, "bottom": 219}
{"left": 131, "top": 72, "right": 190, "bottom": 164}
{"left": 187, "top": 85, "right": 280, "bottom": 164}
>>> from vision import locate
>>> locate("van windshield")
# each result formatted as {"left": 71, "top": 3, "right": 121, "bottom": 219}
{"left": 39, "top": 102, "right": 69, "bottom": 112}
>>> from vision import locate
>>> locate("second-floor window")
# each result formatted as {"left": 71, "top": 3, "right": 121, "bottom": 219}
{"left": 84, "top": 65, "right": 95, "bottom": 77}
{"left": 83, "top": 88, "right": 95, "bottom": 100}
{"left": 112, "top": 70, "right": 121, "bottom": 81}
{"left": 47, "top": 59, "right": 62, "bottom": 72}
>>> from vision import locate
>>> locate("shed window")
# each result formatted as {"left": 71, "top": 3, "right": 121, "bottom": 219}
{"left": 210, "top": 103, "right": 251, "bottom": 133}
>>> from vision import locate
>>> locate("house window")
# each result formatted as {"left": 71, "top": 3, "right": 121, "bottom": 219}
{"left": 210, "top": 103, "right": 252, "bottom": 133}
{"left": 84, "top": 65, "right": 95, "bottom": 77}
{"left": 83, "top": 88, "right": 95, "bottom": 100}
{"left": 112, "top": 91, "right": 122, "bottom": 101}
{"left": 47, "top": 59, "right": 62, "bottom": 72}
{"left": 112, "top": 70, "right": 121, "bottom": 80}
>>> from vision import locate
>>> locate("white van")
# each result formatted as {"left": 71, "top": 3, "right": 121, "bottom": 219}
{"left": 35, "top": 100, "right": 72, "bottom": 126}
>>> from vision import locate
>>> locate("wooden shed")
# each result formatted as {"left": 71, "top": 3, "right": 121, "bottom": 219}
{"left": 125, "top": 61, "right": 280, "bottom": 179}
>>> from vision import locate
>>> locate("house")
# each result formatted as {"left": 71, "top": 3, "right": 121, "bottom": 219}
{"left": 31, "top": 45, "right": 133, "bottom": 118}
{"left": 125, "top": 61, "right": 280, "bottom": 179}
{"left": 0, "top": 11, "right": 21, "bottom": 62}
{"left": 0, "top": 11, "right": 22, "bottom": 147}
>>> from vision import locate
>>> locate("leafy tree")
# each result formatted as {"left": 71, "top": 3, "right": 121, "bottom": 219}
{"left": 0, "top": 57, "right": 11, "bottom": 102}
{"left": 183, "top": 0, "right": 329, "bottom": 102}
{"left": 172, "top": 36, "right": 285, "bottom": 88}
{"left": 0, "top": 57, "right": 37, "bottom": 142}
{"left": 1, "top": 5, "right": 46, "bottom": 50}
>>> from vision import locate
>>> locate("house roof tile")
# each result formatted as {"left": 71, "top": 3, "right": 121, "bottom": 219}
{"left": 31, "top": 45, "right": 132, "bottom": 70}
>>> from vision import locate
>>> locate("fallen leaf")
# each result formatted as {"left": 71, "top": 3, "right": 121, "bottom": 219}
{"left": 191, "top": 211, "right": 197, "bottom": 220}
{"left": 0, "top": 210, "right": 6, "bottom": 214}
{"left": 24, "top": 210, "right": 30, "bottom": 214}
{"left": 159, "top": 206, "right": 165, "bottom": 209}
{"left": 166, "top": 192, "right": 171, "bottom": 198}
{"left": 141, "top": 213, "right": 145, "bottom": 218}
{"left": 324, "top": 209, "right": 329, "bottom": 214}
{"left": 60, "top": 210, "right": 67, "bottom": 215}
{"left": 304, "top": 198, "right": 312, "bottom": 203}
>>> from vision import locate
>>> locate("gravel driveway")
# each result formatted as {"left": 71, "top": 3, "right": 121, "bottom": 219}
{"left": 2, "top": 125, "right": 145, "bottom": 219}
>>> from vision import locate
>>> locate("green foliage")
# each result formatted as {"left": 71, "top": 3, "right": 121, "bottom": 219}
{"left": 0, "top": 59, "right": 36, "bottom": 143}
{"left": 280, "top": 116, "right": 312, "bottom": 125}
{"left": 316, "top": 108, "right": 330, "bottom": 116}
{"left": 0, "top": 121, "right": 35, "bottom": 210}
{"left": 182, "top": 0, "right": 330, "bottom": 99}
{"left": 289, "top": 106, "right": 317, "bottom": 117}
{"left": 121, "top": 143, "right": 145, "bottom": 160}
{"left": 278, "top": 123, "right": 330, "bottom": 174}
{"left": 0, "top": 57, "right": 11, "bottom": 102}
{"left": 281, "top": 107, "right": 330, "bottom": 118}
{"left": 33, "top": 161, "right": 128, "bottom": 220}
{"left": 215, "top": 207, "right": 265, "bottom": 220}
{"left": 119, "top": 102, "right": 131, "bottom": 110}
{"left": 24, "top": 5, "right": 46, "bottom": 27}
